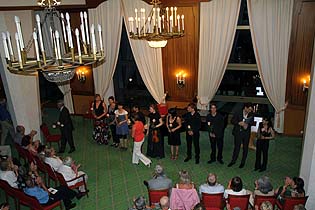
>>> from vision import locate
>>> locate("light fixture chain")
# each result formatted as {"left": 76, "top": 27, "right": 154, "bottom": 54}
{"left": 25, "top": 34, "right": 35, "bottom": 53}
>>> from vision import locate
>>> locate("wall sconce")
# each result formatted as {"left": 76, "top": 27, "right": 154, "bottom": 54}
{"left": 302, "top": 75, "right": 310, "bottom": 92}
{"left": 76, "top": 66, "right": 88, "bottom": 83}
{"left": 176, "top": 71, "right": 186, "bottom": 88}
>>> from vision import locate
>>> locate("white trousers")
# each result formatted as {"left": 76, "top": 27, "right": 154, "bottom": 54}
{"left": 132, "top": 138, "right": 151, "bottom": 166}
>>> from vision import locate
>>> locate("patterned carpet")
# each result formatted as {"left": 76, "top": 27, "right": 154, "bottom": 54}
{"left": 1, "top": 108, "right": 303, "bottom": 210}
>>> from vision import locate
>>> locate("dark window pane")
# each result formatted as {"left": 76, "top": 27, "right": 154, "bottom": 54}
{"left": 237, "top": 0, "right": 249, "bottom": 25}
{"left": 229, "top": 30, "right": 256, "bottom": 64}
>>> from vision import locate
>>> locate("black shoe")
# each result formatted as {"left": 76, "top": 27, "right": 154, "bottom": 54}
{"left": 68, "top": 148, "right": 76, "bottom": 154}
{"left": 58, "top": 150, "right": 65, "bottom": 154}
{"left": 65, "top": 203, "right": 76, "bottom": 210}
{"left": 76, "top": 192, "right": 86, "bottom": 200}
{"left": 207, "top": 160, "right": 216, "bottom": 164}
{"left": 259, "top": 168, "right": 266, "bottom": 172}
{"left": 218, "top": 160, "right": 224, "bottom": 164}
{"left": 195, "top": 159, "right": 200, "bottom": 164}
{"left": 227, "top": 162, "right": 235, "bottom": 167}
{"left": 239, "top": 163, "right": 245, "bottom": 168}
{"left": 184, "top": 157, "right": 191, "bottom": 162}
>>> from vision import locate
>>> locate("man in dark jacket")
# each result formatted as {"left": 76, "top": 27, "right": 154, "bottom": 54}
{"left": 228, "top": 102, "right": 254, "bottom": 168}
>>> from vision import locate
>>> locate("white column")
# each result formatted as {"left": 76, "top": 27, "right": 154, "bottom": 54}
{"left": 300, "top": 39, "right": 315, "bottom": 209}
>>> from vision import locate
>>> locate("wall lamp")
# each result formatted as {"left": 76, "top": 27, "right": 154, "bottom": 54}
{"left": 302, "top": 75, "right": 310, "bottom": 92}
{"left": 76, "top": 66, "right": 88, "bottom": 83}
{"left": 176, "top": 71, "right": 186, "bottom": 88}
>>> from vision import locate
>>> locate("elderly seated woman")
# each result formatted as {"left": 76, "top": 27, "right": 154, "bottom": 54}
{"left": 250, "top": 176, "right": 274, "bottom": 206}
{"left": 44, "top": 147, "right": 63, "bottom": 171}
{"left": 57, "top": 156, "right": 88, "bottom": 193}
{"left": 170, "top": 170, "right": 200, "bottom": 210}
{"left": 21, "top": 135, "right": 40, "bottom": 155}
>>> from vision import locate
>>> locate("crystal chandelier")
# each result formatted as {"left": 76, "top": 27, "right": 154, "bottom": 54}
{"left": 128, "top": 0, "right": 185, "bottom": 48}
{"left": 1, "top": 0, "right": 105, "bottom": 83}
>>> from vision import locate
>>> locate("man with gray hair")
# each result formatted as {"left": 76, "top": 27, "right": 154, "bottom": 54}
{"left": 147, "top": 165, "right": 172, "bottom": 191}
{"left": 199, "top": 173, "right": 224, "bottom": 196}
{"left": 57, "top": 100, "right": 75, "bottom": 154}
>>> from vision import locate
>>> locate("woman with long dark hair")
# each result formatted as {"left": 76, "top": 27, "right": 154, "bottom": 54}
{"left": 146, "top": 104, "right": 164, "bottom": 159}
{"left": 254, "top": 117, "right": 275, "bottom": 172}
{"left": 92, "top": 94, "right": 109, "bottom": 145}
{"left": 166, "top": 108, "right": 182, "bottom": 160}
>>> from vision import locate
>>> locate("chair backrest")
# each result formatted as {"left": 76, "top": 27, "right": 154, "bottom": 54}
{"left": 55, "top": 171, "right": 67, "bottom": 186}
{"left": 254, "top": 195, "right": 276, "bottom": 208}
{"left": 148, "top": 189, "right": 169, "bottom": 206}
{"left": 282, "top": 196, "right": 308, "bottom": 210}
{"left": 14, "top": 143, "right": 27, "bottom": 160}
{"left": 227, "top": 194, "right": 250, "bottom": 210}
{"left": 44, "top": 162, "right": 58, "bottom": 181}
{"left": 202, "top": 192, "right": 224, "bottom": 210}
{"left": 40, "top": 123, "right": 50, "bottom": 138}
{"left": 33, "top": 155, "right": 46, "bottom": 173}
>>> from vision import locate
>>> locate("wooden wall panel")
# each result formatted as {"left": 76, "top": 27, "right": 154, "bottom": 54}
{"left": 162, "top": 4, "right": 199, "bottom": 102}
{"left": 72, "top": 95, "right": 94, "bottom": 115}
{"left": 286, "top": 0, "right": 315, "bottom": 106}
{"left": 284, "top": 106, "right": 306, "bottom": 136}
{"left": 70, "top": 65, "right": 94, "bottom": 95}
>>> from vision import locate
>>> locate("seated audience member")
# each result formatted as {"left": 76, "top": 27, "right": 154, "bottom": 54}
{"left": 291, "top": 177, "right": 305, "bottom": 197}
{"left": 21, "top": 135, "right": 40, "bottom": 155}
{"left": 0, "top": 202, "right": 9, "bottom": 210}
{"left": 44, "top": 147, "right": 63, "bottom": 171}
{"left": 128, "top": 196, "right": 151, "bottom": 210}
{"left": 199, "top": 173, "right": 224, "bottom": 196}
{"left": 23, "top": 176, "right": 77, "bottom": 210}
{"left": 147, "top": 165, "right": 172, "bottom": 191}
{"left": 276, "top": 176, "right": 305, "bottom": 202}
{"left": 57, "top": 156, "right": 88, "bottom": 193}
{"left": 14, "top": 125, "right": 37, "bottom": 145}
{"left": 193, "top": 203, "right": 206, "bottom": 210}
{"left": 275, "top": 176, "right": 293, "bottom": 200}
{"left": 0, "top": 158, "right": 18, "bottom": 188}
{"left": 250, "top": 176, "right": 274, "bottom": 205}
{"left": 254, "top": 201, "right": 273, "bottom": 210}
{"left": 224, "top": 176, "right": 248, "bottom": 199}
{"left": 170, "top": 170, "right": 200, "bottom": 210}
{"left": 176, "top": 170, "right": 194, "bottom": 189}
{"left": 293, "top": 204, "right": 306, "bottom": 210}
{"left": 159, "top": 196, "right": 170, "bottom": 210}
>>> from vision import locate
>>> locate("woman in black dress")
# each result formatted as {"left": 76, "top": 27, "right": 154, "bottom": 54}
{"left": 146, "top": 104, "right": 164, "bottom": 159}
{"left": 92, "top": 94, "right": 109, "bottom": 144}
{"left": 254, "top": 117, "right": 275, "bottom": 172}
{"left": 166, "top": 108, "right": 182, "bottom": 160}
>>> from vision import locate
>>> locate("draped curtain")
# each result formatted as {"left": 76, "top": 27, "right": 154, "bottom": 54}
{"left": 88, "top": 0, "right": 122, "bottom": 100}
{"left": 36, "top": 11, "right": 74, "bottom": 113}
{"left": 197, "top": 0, "right": 241, "bottom": 108}
{"left": 247, "top": 0, "right": 293, "bottom": 133}
{"left": 121, "top": 0, "right": 165, "bottom": 103}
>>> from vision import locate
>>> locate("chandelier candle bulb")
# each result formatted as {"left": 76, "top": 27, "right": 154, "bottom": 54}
{"left": 170, "top": 16, "right": 173, "bottom": 33}
{"left": 55, "top": 31, "right": 62, "bottom": 64}
{"left": 177, "top": 15, "right": 180, "bottom": 32}
{"left": 35, "top": 14, "right": 45, "bottom": 52}
{"left": 97, "top": 24, "right": 103, "bottom": 55}
{"left": 148, "top": 17, "right": 151, "bottom": 33}
{"left": 32, "top": 32, "right": 40, "bottom": 63}
{"left": 15, "top": 33, "right": 23, "bottom": 69}
{"left": 2, "top": 33, "right": 10, "bottom": 61}
{"left": 65, "top": 13, "right": 73, "bottom": 48}
{"left": 171, "top": 7, "right": 174, "bottom": 22}
{"left": 138, "top": 17, "right": 141, "bottom": 35}
{"left": 14, "top": 16, "right": 24, "bottom": 50}
{"left": 91, "top": 24, "right": 97, "bottom": 60}
{"left": 181, "top": 15, "right": 184, "bottom": 32}
{"left": 83, "top": 12, "right": 90, "bottom": 45}
{"left": 75, "top": 28, "right": 82, "bottom": 63}
{"left": 6, "top": 32, "right": 14, "bottom": 59}
{"left": 60, "top": 13, "right": 67, "bottom": 44}
{"left": 128, "top": 17, "right": 134, "bottom": 33}
{"left": 158, "top": 16, "right": 162, "bottom": 33}
{"left": 162, "top": 15, "right": 164, "bottom": 30}
{"left": 80, "top": 12, "right": 86, "bottom": 45}
{"left": 80, "top": 24, "right": 87, "bottom": 54}
{"left": 166, "top": 7, "right": 169, "bottom": 22}
{"left": 174, "top": 7, "right": 177, "bottom": 26}
{"left": 135, "top": 8, "right": 138, "bottom": 29}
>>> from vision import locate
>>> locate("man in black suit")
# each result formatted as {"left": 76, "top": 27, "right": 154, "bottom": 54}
{"left": 183, "top": 103, "right": 201, "bottom": 164}
{"left": 228, "top": 102, "right": 254, "bottom": 168}
{"left": 206, "top": 103, "right": 225, "bottom": 165}
{"left": 57, "top": 100, "right": 75, "bottom": 154}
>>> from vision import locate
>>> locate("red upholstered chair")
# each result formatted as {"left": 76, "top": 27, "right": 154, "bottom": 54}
{"left": 276, "top": 196, "right": 308, "bottom": 210}
{"left": 14, "top": 142, "right": 28, "bottom": 164}
{"left": 254, "top": 195, "right": 276, "bottom": 209}
{"left": 0, "top": 179, "right": 20, "bottom": 209}
{"left": 44, "top": 162, "right": 59, "bottom": 187}
{"left": 18, "top": 191, "right": 62, "bottom": 210}
{"left": 227, "top": 194, "right": 250, "bottom": 210}
{"left": 202, "top": 192, "right": 225, "bottom": 210}
{"left": 40, "top": 123, "right": 61, "bottom": 149}
{"left": 33, "top": 155, "right": 47, "bottom": 185}
{"left": 55, "top": 171, "right": 89, "bottom": 198}
{"left": 148, "top": 189, "right": 169, "bottom": 206}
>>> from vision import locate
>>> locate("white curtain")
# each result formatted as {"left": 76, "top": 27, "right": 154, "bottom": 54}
{"left": 121, "top": 0, "right": 165, "bottom": 103}
{"left": 247, "top": 0, "right": 293, "bottom": 133}
{"left": 197, "top": 0, "right": 241, "bottom": 108}
{"left": 36, "top": 11, "right": 74, "bottom": 113}
{"left": 89, "top": 0, "right": 122, "bottom": 100}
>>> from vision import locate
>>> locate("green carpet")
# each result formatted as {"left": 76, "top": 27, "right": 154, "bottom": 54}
{"left": 1, "top": 108, "right": 303, "bottom": 210}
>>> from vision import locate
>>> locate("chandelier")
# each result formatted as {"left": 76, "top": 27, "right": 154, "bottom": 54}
{"left": 128, "top": 0, "right": 185, "bottom": 48}
{"left": 1, "top": 0, "right": 105, "bottom": 83}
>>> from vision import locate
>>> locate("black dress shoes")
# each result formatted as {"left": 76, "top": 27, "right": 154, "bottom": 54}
{"left": 68, "top": 148, "right": 76, "bottom": 154}
{"left": 227, "top": 162, "right": 235, "bottom": 167}
{"left": 259, "top": 168, "right": 266, "bottom": 172}
{"left": 65, "top": 203, "right": 76, "bottom": 210}
{"left": 218, "top": 160, "right": 224, "bottom": 164}
{"left": 184, "top": 157, "right": 191, "bottom": 162}
{"left": 239, "top": 163, "right": 245, "bottom": 168}
{"left": 207, "top": 160, "right": 216, "bottom": 164}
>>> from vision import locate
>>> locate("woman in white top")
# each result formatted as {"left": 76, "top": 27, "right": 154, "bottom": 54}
{"left": 44, "top": 147, "right": 63, "bottom": 171}
{"left": 224, "top": 176, "right": 248, "bottom": 199}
